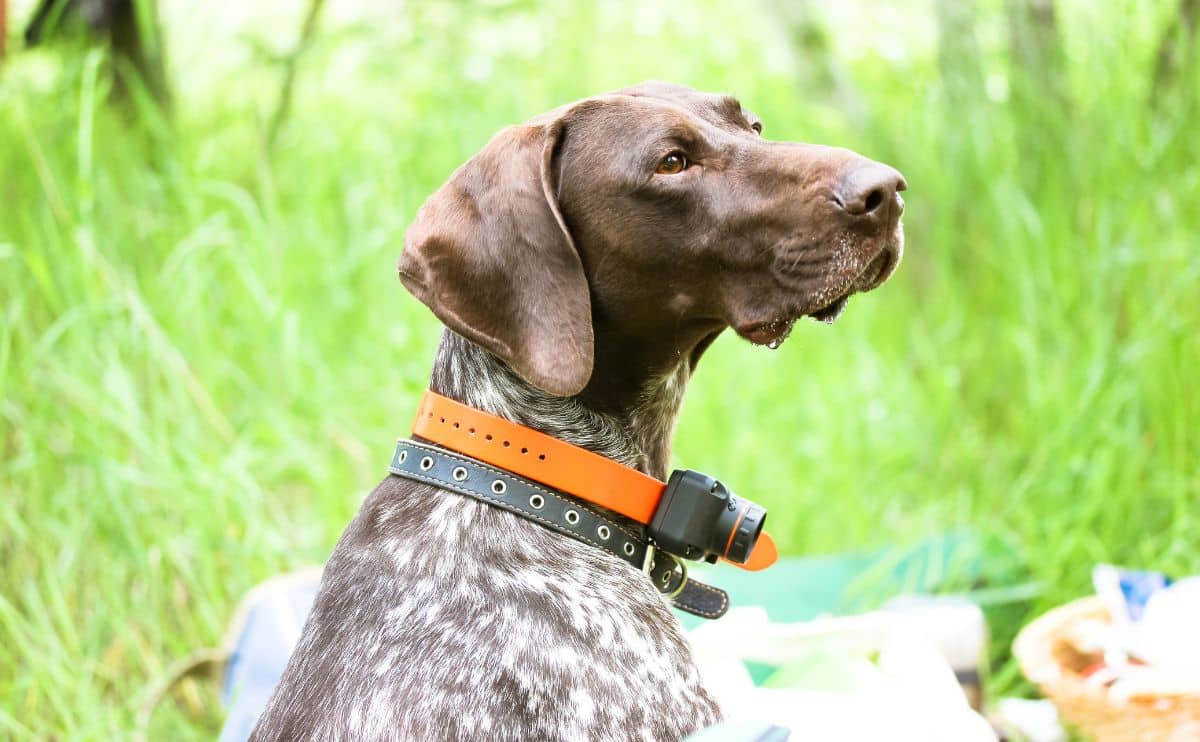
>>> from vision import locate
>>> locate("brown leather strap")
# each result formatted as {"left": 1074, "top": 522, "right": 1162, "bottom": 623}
{"left": 413, "top": 390, "right": 777, "bottom": 572}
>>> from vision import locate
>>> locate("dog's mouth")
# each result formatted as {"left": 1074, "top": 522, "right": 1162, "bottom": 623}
{"left": 736, "top": 292, "right": 852, "bottom": 348}
{"left": 737, "top": 316, "right": 798, "bottom": 348}
{"left": 808, "top": 294, "right": 851, "bottom": 324}
{"left": 739, "top": 225, "right": 903, "bottom": 348}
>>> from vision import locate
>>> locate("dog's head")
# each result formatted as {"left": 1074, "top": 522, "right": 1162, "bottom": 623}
{"left": 401, "top": 82, "right": 905, "bottom": 397}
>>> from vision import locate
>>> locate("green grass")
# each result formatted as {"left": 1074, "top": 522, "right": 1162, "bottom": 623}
{"left": 1, "top": 0, "right": 1198, "bottom": 737}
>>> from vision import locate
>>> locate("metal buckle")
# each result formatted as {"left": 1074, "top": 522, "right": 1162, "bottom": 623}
{"left": 663, "top": 552, "right": 688, "bottom": 599}
{"left": 643, "top": 544, "right": 688, "bottom": 599}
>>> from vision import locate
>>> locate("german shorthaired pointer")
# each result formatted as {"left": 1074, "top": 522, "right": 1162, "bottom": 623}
{"left": 252, "top": 82, "right": 905, "bottom": 741}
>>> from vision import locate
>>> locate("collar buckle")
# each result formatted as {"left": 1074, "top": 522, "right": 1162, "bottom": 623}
{"left": 641, "top": 543, "right": 656, "bottom": 575}
{"left": 643, "top": 542, "right": 689, "bottom": 599}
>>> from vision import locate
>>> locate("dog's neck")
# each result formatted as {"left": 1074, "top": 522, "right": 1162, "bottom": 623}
{"left": 428, "top": 330, "right": 691, "bottom": 479}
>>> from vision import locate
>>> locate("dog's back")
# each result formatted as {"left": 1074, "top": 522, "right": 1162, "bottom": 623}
{"left": 252, "top": 477, "right": 720, "bottom": 741}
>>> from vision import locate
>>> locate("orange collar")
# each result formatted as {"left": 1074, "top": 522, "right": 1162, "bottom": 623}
{"left": 412, "top": 390, "right": 777, "bottom": 571}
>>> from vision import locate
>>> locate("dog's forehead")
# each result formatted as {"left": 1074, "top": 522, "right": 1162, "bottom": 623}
{"left": 529, "top": 82, "right": 753, "bottom": 132}
{"left": 615, "top": 82, "right": 753, "bottom": 131}
{"left": 614, "top": 81, "right": 745, "bottom": 119}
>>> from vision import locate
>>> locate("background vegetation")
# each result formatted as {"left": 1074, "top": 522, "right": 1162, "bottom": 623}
{"left": 1, "top": 0, "right": 1197, "bottom": 737}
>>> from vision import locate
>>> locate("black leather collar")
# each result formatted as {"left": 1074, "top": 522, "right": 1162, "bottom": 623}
{"left": 388, "top": 439, "right": 729, "bottom": 619}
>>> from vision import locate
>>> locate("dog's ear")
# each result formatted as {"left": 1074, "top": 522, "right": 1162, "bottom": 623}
{"left": 399, "top": 119, "right": 593, "bottom": 397}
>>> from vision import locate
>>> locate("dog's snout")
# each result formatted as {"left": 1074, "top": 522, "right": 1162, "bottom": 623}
{"left": 834, "top": 163, "right": 907, "bottom": 217}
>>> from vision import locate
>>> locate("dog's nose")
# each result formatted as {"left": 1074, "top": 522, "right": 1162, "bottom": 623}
{"left": 834, "top": 162, "right": 907, "bottom": 217}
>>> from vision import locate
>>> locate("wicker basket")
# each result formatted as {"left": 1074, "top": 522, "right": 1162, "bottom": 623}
{"left": 1013, "top": 596, "right": 1200, "bottom": 741}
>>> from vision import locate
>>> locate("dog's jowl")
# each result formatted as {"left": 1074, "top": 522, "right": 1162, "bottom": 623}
{"left": 252, "top": 82, "right": 905, "bottom": 742}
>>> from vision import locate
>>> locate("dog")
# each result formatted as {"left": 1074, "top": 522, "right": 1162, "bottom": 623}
{"left": 252, "top": 81, "right": 905, "bottom": 741}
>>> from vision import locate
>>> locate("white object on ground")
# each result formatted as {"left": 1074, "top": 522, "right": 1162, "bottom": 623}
{"left": 1129, "top": 577, "right": 1200, "bottom": 680}
{"left": 687, "top": 607, "right": 996, "bottom": 741}
{"left": 994, "top": 697, "right": 1067, "bottom": 742}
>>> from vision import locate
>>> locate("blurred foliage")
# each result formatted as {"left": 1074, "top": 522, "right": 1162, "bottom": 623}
{"left": 1, "top": 0, "right": 1198, "bottom": 736}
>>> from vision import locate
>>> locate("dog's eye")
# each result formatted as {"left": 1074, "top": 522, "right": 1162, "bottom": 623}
{"left": 656, "top": 153, "right": 688, "bottom": 175}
